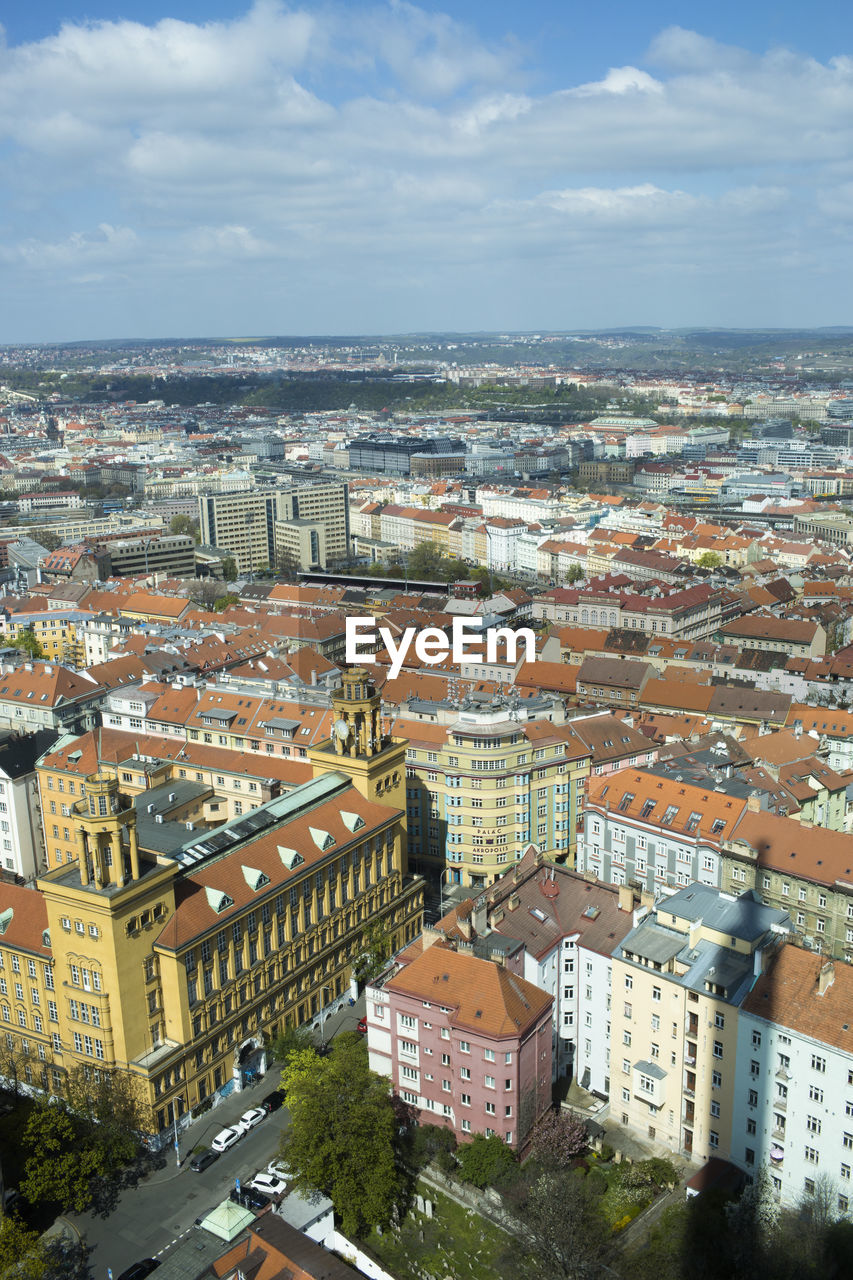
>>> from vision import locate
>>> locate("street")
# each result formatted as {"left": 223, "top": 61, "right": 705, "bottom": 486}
{"left": 70, "top": 1002, "right": 363, "bottom": 1277}
{"left": 70, "top": 1098, "right": 291, "bottom": 1277}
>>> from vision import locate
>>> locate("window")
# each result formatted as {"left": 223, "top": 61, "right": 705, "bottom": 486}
{"left": 709, "top": 1131, "right": 719, "bottom": 1149}
{"left": 710, "top": 1101, "right": 720, "bottom": 1118}
{"left": 459, "top": 1040, "right": 470, "bottom": 1053}
{"left": 812, "top": 1054, "right": 826, "bottom": 1073}
{"left": 807, "top": 1116, "right": 822, "bottom": 1134}
{"left": 712, "top": 1070, "right": 722, "bottom": 1088}
{"left": 810, "top": 1085, "right": 824, "bottom": 1103}
{"left": 652, "top": 986, "right": 661, "bottom": 1002}
{"left": 714, "top": 1012, "right": 725, "bottom": 1029}
{"left": 484, "top": 1049, "right": 495, "bottom": 1062}
{"left": 804, "top": 1147, "right": 820, "bottom": 1165}
{"left": 485, "top": 1075, "right": 495, "bottom": 1089}
{"left": 713, "top": 1041, "right": 723, "bottom": 1059}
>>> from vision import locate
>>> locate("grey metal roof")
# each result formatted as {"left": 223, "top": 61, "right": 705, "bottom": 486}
{"left": 633, "top": 1059, "right": 666, "bottom": 1080}
{"left": 622, "top": 922, "right": 684, "bottom": 966}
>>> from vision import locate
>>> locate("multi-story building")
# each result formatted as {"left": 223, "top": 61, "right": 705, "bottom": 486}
{"left": 4, "top": 672, "right": 423, "bottom": 1142}
{"left": 719, "top": 809, "right": 853, "bottom": 962}
{"left": 0, "top": 729, "right": 58, "bottom": 881}
{"left": 578, "top": 767, "right": 752, "bottom": 894}
{"left": 198, "top": 483, "right": 349, "bottom": 574}
{"left": 366, "top": 942, "right": 552, "bottom": 1151}
{"left": 458, "top": 846, "right": 637, "bottom": 1088}
{"left": 734, "top": 945, "right": 853, "bottom": 1210}
{"left": 97, "top": 534, "right": 196, "bottom": 580}
{"left": 397, "top": 698, "right": 591, "bottom": 888}
{"left": 533, "top": 583, "right": 727, "bottom": 640}
{"left": 610, "top": 884, "right": 790, "bottom": 1163}
{"left": 348, "top": 435, "right": 465, "bottom": 477}
{"left": 0, "top": 661, "right": 103, "bottom": 736}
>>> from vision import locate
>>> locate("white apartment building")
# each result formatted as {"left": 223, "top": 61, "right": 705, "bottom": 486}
{"left": 733, "top": 946, "right": 853, "bottom": 1213}
{"left": 470, "top": 851, "right": 635, "bottom": 1091}
{"left": 578, "top": 768, "right": 751, "bottom": 896}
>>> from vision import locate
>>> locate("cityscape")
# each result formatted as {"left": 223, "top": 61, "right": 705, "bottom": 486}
{"left": 2, "top": 3, "right": 853, "bottom": 1280}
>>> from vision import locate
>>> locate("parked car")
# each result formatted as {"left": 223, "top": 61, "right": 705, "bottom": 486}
{"left": 240, "top": 1107, "right": 267, "bottom": 1131}
{"left": 211, "top": 1124, "right": 245, "bottom": 1153}
{"left": 189, "top": 1148, "right": 219, "bottom": 1172}
{"left": 229, "top": 1186, "right": 270, "bottom": 1211}
{"left": 266, "top": 1159, "right": 291, "bottom": 1181}
{"left": 249, "top": 1171, "right": 287, "bottom": 1198}
{"left": 261, "top": 1089, "right": 284, "bottom": 1113}
{"left": 117, "top": 1261, "right": 161, "bottom": 1280}
{"left": 357, "top": 1017, "right": 367, "bottom": 1034}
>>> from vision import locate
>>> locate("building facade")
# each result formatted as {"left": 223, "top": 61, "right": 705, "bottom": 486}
{"left": 398, "top": 699, "right": 591, "bottom": 889}
{"left": 610, "top": 885, "right": 790, "bottom": 1164}
{"left": 0, "top": 674, "right": 424, "bottom": 1141}
{"left": 366, "top": 942, "right": 553, "bottom": 1151}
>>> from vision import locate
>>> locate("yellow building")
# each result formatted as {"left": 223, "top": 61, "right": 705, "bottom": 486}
{"left": 609, "top": 884, "right": 790, "bottom": 1163}
{"left": 17, "top": 673, "right": 422, "bottom": 1140}
{"left": 397, "top": 700, "right": 591, "bottom": 890}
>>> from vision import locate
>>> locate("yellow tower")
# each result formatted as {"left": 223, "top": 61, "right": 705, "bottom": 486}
{"left": 309, "top": 668, "right": 408, "bottom": 867}
{"left": 37, "top": 772, "right": 179, "bottom": 1079}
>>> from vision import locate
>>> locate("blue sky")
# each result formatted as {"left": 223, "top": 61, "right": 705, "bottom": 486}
{"left": 1, "top": 1, "right": 852, "bottom": 342}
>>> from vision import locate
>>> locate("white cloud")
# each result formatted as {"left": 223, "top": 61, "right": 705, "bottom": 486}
{"left": 0, "top": 4, "right": 852, "bottom": 336}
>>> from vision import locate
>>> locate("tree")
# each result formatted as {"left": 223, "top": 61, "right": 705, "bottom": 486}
{"left": 59, "top": 1063, "right": 149, "bottom": 1170}
{"left": 352, "top": 921, "right": 393, "bottom": 985}
{"left": 170, "top": 514, "right": 199, "bottom": 541}
{"left": 564, "top": 563, "right": 584, "bottom": 584}
{"left": 220, "top": 555, "right": 238, "bottom": 582}
{"left": 529, "top": 1108, "right": 589, "bottom": 1170}
{"left": 10, "top": 630, "right": 45, "bottom": 661}
{"left": 697, "top": 551, "right": 723, "bottom": 569}
{"left": 280, "top": 1036, "right": 399, "bottom": 1236}
{"left": 269, "top": 1024, "right": 314, "bottom": 1067}
{"left": 30, "top": 530, "right": 62, "bottom": 552}
{"left": 21, "top": 1105, "right": 107, "bottom": 1213}
{"left": 456, "top": 1132, "right": 516, "bottom": 1190}
{"left": 500, "top": 1168, "right": 611, "bottom": 1280}
{"left": 275, "top": 547, "right": 300, "bottom": 581}
{"left": 0, "top": 1214, "right": 52, "bottom": 1280}
{"left": 406, "top": 541, "right": 448, "bottom": 582}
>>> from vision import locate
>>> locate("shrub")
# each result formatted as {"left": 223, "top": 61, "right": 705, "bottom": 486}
{"left": 586, "top": 1167, "right": 608, "bottom": 1197}
{"left": 599, "top": 1142, "right": 615, "bottom": 1163}
{"left": 456, "top": 1133, "right": 516, "bottom": 1189}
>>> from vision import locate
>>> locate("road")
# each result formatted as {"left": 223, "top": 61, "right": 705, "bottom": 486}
{"left": 70, "top": 1103, "right": 291, "bottom": 1278}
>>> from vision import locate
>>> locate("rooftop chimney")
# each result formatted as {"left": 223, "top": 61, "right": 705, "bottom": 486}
{"left": 818, "top": 960, "right": 835, "bottom": 997}
{"left": 617, "top": 885, "right": 633, "bottom": 913}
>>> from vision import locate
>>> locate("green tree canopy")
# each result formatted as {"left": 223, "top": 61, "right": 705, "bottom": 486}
{"left": 21, "top": 1105, "right": 107, "bottom": 1213}
{"left": 456, "top": 1132, "right": 516, "bottom": 1189}
{"left": 697, "top": 551, "right": 723, "bottom": 569}
{"left": 10, "top": 631, "right": 45, "bottom": 661}
{"left": 170, "top": 514, "right": 199, "bottom": 541}
{"left": 0, "top": 1213, "right": 52, "bottom": 1280}
{"left": 280, "top": 1035, "right": 399, "bottom": 1236}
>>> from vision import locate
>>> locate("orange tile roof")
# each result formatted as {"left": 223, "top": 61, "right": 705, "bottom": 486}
{"left": 0, "top": 882, "right": 50, "bottom": 957}
{"left": 386, "top": 944, "right": 552, "bottom": 1039}
{"left": 586, "top": 768, "right": 746, "bottom": 840}
{"left": 742, "top": 944, "right": 853, "bottom": 1052}
{"left": 156, "top": 786, "right": 398, "bottom": 950}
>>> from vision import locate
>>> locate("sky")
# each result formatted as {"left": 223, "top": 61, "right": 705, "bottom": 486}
{"left": 1, "top": 1, "right": 853, "bottom": 343}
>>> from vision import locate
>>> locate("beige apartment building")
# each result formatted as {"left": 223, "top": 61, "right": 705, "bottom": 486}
{"left": 397, "top": 697, "right": 591, "bottom": 889}
{"left": 198, "top": 483, "right": 349, "bottom": 574}
{"left": 610, "top": 884, "right": 790, "bottom": 1163}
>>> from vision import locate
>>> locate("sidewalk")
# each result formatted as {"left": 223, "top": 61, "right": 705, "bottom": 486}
{"left": 142, "top": 993, "right": 366, "bottom": 1187}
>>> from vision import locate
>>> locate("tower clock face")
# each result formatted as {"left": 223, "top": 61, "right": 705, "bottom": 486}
{"left": 334, "top": 719, "right": 350, "bottom": 741}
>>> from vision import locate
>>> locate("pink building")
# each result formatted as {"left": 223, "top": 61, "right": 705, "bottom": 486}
{"left": 366, "top": 943, "right": 553, "bottom": 1152}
